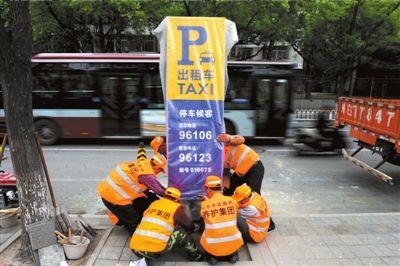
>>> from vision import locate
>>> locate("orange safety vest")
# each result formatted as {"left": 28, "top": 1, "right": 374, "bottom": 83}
{"left": 97, "top": 160, "right": 154, "bottom": 206}
{"left": 224, "top": 144, "right": 259, "bottom": 176}
{"left": 130, "top": 198, "right": 180, "bottom": 253}
{"left": 241, "top": 192, "right": 270, "bottom": 243}
{"left": 200, "top": 192, "right": 243, "bottom": 257}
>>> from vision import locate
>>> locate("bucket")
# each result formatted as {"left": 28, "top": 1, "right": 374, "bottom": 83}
{"left": 62, "top": 236, "right": 90, "bottom": 260}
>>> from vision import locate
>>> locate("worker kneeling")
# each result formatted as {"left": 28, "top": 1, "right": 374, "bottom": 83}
{"left": 98, "top": 154, "right": 167, "bottom": 234}
{"left": 233, "top": 184, "right": 272, "bottom": 243}
{"left": 200, "top": 176, "right": 243, "bottom": 265}
{"left": 130, "top": 187, "right": 204, "bottom": 262}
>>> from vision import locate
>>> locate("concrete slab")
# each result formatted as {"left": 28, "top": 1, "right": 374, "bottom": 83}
{"left": 26, "top": 218, "right": 56, "bottom": 251}
{"left": 38, "top": 244, "right": 66, "bottom": 266}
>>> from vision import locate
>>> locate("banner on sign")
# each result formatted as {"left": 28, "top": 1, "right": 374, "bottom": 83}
{"left": 153, "top": 17, "right": 238, "bottom": 199}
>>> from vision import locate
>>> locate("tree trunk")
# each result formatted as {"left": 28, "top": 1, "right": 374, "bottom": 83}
{"left": 0, "top": 1, "right": 51, "bottom": 258}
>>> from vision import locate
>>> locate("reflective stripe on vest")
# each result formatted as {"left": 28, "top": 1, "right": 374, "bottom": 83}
{"left": 236, "top": 146, "right": 251, "bottom": 167}
{"left": 115, "top": 166, "right": 143, "bottom": 194}
{"left": 248, "top": 217, "right": 270, "bottom": 223}
{"left": 141, "top": 217, "right": 173, "bottom": 233}
{"left": 227, "top": 146, "right": 237, "bottom": 166}
{"left": 105, "top": 176, "right": 130, "bottom": 199}
{"left": 248, "top": 224, "right": 268, "bottom": 232}
{"left": 205, "top": 231, "right": 242, "bottom": 244}
{"left": 205, "top": 220, "right": 236, "bottom": 230}
{"left": 134, "top": 229, "right": 169, "bottom": 242}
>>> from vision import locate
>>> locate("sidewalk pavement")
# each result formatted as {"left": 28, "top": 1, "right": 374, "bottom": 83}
{"left": 92, "top": 212, "right": 400, "bottom": 266}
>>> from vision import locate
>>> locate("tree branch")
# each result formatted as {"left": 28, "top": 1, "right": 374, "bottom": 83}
{"left": 239, "top": 45, "right": 265, "bottom": 61}
{"left": 245, "top": 11, "right": 258, "bottom": 31}
{"left": 183, "top": 0, "right": 191, "bottom": 16}
{"left": 44, "top": 1, "right": 67, "bottom": 30}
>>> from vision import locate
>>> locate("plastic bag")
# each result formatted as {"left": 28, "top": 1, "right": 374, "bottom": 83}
{"left": 129, "top": 258, "right": 147, "bottom": 266}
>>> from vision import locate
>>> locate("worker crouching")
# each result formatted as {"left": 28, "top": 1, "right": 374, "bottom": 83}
{"left": 98, "top": 154, "right": 167, "bottom": 234}
{"left": 130, "top": 187, "right": 204, "bottom": 261}
{"left": 217, "top": 133, "right": 265, "bottom": 196}
{"left": 200, "top": 176, "right": 243, "bottom": 265}
{"left": 233, "top": 184, "right": 274, "bottom": 243}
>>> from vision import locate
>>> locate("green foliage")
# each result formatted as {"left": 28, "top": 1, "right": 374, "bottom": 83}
{"left": 28, "top": 0, "right": 400, "bottom": 96}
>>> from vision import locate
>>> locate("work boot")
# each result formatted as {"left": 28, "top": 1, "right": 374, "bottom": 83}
{"left": 189, "top": 251, "right": 204, "bottom": 262}
{"left": 229, "top": 252, "right": 239, "bottom": 264}
{"left": 268, "top": 217, "right": 276, "bottom": 232}
{"left": 208, "top": 256, "right": 218, "bottom": 265}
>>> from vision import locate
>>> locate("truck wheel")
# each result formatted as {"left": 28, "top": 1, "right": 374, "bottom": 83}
{"left": 34, "top": 119, "right": 59, "bottom": 145}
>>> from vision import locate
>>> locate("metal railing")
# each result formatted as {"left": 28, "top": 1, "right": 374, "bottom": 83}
{"left": 295, "top": 109, "right": 336, "bottom": 121}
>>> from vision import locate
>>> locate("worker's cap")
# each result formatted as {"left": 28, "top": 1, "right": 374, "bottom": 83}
{"left": 232, "top": 184, "right": 252, "bottom": 202}
{"left": 150, "top": 136, "right": 165, "bottom": 153}
{"left": 150, "top": 153, "right": 167, "bottom": 173}
{"left": 204, "top": 175, "right": 222, "bottom": 188}
{"left": 164, "top": 187, "right": 181, "bottom": 201}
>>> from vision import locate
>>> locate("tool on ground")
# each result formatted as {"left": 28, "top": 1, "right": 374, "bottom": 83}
{"left": 35, "top": 133, "right": 76, "bottom": 234}
{"left": 77, "top": 215, "right": 96, "bottom": 236}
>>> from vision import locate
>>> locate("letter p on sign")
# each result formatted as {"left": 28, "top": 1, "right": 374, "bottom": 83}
{"left": 177, "top": 26, "right": 207, "bottom": 66}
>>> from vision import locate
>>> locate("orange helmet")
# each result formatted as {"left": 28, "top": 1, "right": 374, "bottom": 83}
{"left": 150, "top": 153, "right": 167, "bottom": 173}
{"left": 204, "top": 175, "right": 222, "bottom": 188}
{"left": 150, "top": 136, "right": 165, "bottom": 154}
{"left": 164, "top": 187, "right": 181, "bottom": 201}
{"left": 232, "top": 184, "right": 252, "bottom": 202}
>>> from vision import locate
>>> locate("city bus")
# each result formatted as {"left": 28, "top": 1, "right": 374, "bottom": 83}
{"left": 0, "top": 53, "right": 296, "bottom": 144}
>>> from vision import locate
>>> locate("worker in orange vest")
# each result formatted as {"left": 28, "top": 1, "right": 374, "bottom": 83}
{"left": 217, "top": 133, "right": 264, "bottom": 196}
{"left": 232, "top": 184, "right": 274, "bottom": 243}
{"left": 150, "top": 136, "right": 166, "bottom": 156}
{"left": 130, "top": 187, "right": 204, "bottom": 261}
{"left": 200, "top": 176, "right": 243, "bottom": 265}
{"left": 98, "top": 154, "right": 167, "bottom": 234}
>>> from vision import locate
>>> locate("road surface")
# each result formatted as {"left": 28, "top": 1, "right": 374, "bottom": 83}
{"left": 2, "top": 142, "right": 398, "bottom": 216}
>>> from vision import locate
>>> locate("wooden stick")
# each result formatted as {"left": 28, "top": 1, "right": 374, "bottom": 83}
{"left": 80, "top": 230, "right": 84, "bottom": 243}
{"left": 54, "top": 230, "right": 67, "bottom": 239}
{"left": 34, "top": 133, "right": 57, "bottom": 208}
{"left": 0, "top": 133, "right": 7, "bottom": 167}
{"left": 0, "top": 207, "right": 20, "bottom": 214}
{"left": 68, "top": 227, "right": 72, "bottom": 243}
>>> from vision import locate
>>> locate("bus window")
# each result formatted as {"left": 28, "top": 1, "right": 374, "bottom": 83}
{"left": 255, "top": 79, "right": 272, "bottom": 136}
{"left": 32, "top": 71, "right": 61, "bottom": 108}
{"left": 225, "top": 66, "right": 253, "bottom": 109}
{"left": 141, "top": 72, "right": 163, "bottom": 108}
{"left": 62, "top": 71, "right": 96, "bottom": 108}
{"left": 274, "top": 79, "right": 289, "bottom": 115}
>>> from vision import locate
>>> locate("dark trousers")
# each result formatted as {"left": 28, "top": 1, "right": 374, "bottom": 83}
{"left": 102, "top": 191, "right": 159, "bottom": 234}
{"left": 237, "top": 216, "right": 255, "bottom": 243}
{"left": 133, "top": 230, "right": 204, "bottom": 261}
{"left": 224, "top": 160, "right": 265, "bottom": 196}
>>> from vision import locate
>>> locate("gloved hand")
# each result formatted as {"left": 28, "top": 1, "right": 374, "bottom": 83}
{"left": 217, "top": 133, "right": 230, "bottom": 143}
{"left": 196, "top": 194, "right": 207, "bottom": 201}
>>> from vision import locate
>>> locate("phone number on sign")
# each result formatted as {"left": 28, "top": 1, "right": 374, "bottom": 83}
{"left": 178, "top": 130, "right": 213, "bottom": 140}
{"left": 179, "top": 153, "right": 212, "bottom": 163}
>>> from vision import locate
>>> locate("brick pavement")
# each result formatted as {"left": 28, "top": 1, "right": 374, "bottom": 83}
{"left": 93, "top": 212, "right": 400, "bottom": 266}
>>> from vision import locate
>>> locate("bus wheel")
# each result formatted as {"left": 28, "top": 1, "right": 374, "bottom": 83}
{"left": 34, "top": 119, "right": 59, "bottom": 145}
{"left": 224, "top": 119, "right": 236, "bottom": 135}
